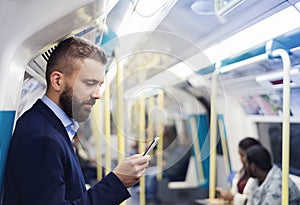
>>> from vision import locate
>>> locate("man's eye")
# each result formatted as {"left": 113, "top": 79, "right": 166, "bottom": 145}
{"left": 86, "top": 81, "right": 96, "bottom": 86}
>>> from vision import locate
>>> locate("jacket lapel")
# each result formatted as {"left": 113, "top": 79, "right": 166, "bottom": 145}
{"left": 33, "top": 99, "right": 71, "bottom": 145}
{"left": 33, "top": 99, "right": 87, "bottom": 191}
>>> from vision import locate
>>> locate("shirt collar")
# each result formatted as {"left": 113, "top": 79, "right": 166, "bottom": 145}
{"left": 41, "top": 95, "right": 79, "bottom": 141}
{"left": 257, "top": 165, "right": 277, "bottom": 189}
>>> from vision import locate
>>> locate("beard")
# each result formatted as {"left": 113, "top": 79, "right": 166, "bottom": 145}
{"left": 59, "top": 85, "right": 95, "bottom": 122}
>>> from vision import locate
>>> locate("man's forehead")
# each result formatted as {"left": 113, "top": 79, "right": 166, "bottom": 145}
{"left": 78, "top": 70, "right": 105, "bottom": 81}
{"left": 79, "top": 59, "right": 105, "bottom": 76}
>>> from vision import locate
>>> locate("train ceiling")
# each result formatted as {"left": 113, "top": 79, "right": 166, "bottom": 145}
{"left": 103, "top": 0, "right": 300, "bottom": 98}
{"left": 3, "top": 0, "right": 299, "bottom": 99}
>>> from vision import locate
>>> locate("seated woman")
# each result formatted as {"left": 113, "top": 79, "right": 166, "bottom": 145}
{"left": 217, "top": 137, "right": 261, "bottom": 205}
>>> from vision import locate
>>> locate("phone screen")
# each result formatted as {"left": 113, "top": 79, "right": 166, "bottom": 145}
{"left": 143, "top": 137, "right": 160, "bottom": 156}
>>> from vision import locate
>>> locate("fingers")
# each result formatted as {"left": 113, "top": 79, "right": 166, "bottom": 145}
{"left": 129, "top": 153, "right": 151, "bottom": 161}
{"left": 216, "top": 187, "right": 223, "bottom": 192}
{"left": 216, "top": 187, "right": 225, "bottom": 198}
{"left": 215, "top": 188, "right": 233, "bottom": 200}
{"left": 113, "top": 154, "right": 151, "bottom": 188}
{"left": 126, "top": 154, "right": 151, "bottom": 168}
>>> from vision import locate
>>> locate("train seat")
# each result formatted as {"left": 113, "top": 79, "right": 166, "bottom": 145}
{"left": 168, "top": 156, "right": 199, "bottom": 189}
{"left": 156, "top": 156, "right": 208, "bottom": 204}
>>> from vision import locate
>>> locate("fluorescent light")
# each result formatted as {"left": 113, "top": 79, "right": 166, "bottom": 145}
{"left": 203, "top": 6, "right": 300, "bottom": 64}
{"left": 220, "top": 6, "right": 300, "bottom": 56}
{"left": 135, "top": 0, "right": 171, "bottom": 17}
{"left": 203, "top": 44, "right": 230, "bottom": 63}
{"left": 168, "top": 62, "right": 195, "bottom": 77}
{"left": 138, "top": 62, "right": 195, "bottom": 87}
{"left": 255, "top": 68, "right": 299, "bottom": 82}
{"left": 295, "top": 2, "right": 300, "bottom": 11}
{"left": 219, "top": 53, "right": 268, "bottom": 73}
{"left": 123, "top": 61, "right": 197, "bottom": 99}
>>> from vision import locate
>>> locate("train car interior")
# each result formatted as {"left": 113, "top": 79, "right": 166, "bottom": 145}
{"left": 1, "top": 0, "right": 300, "bottom": 204}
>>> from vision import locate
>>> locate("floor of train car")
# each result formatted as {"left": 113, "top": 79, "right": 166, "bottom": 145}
{"left": 126, "top": 198, "right": 226, "bottom": 205}
{"left": 127, "top": 199, "right": 201, "bottom": 205}
{"left": 125, "top": 200, "right": 211, "bottom": 205}
{"left": 127, "top": 186, "right": 209, "bottom": 205}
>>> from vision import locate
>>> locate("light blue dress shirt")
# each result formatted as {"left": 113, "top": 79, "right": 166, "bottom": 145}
{"left": 41, "top": 95, "right": 79, "bottom": 141}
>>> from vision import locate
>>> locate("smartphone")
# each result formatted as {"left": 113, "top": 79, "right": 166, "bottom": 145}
{"left": 143, "top": 136, "right": 160, "bottom": 156}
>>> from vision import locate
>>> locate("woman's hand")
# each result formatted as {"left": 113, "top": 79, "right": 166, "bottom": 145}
{"left": 216, "top": 187, "right": 234, "bottom": 201}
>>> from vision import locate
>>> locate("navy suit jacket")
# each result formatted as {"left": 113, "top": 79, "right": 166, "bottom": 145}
{"left": 3, "top": 99, "right": 130, "bottom": 205}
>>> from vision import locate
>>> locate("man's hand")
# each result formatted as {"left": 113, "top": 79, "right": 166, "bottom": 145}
{"left": 113, "top": 154, "right": 151, "bottom": 188}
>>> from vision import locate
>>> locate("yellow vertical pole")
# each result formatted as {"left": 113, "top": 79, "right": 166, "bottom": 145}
{"left": 92, "top": 101, "right": 102, "bottom": 180}
{"left": 147, "top": 96, "right": 155, "bottom": 142}
{"left": 218, "top": 119, "right": 230, "bottom": 177}
{"left": 272, "top": 49, "right": 291, "bottom": 205}
{"left": 115, "top": 51, "right": 126, "bottom": 205}
{"left": 190, "top": 117, "right": 205, "bottom": 184}
{"left": 116, "top": 51, "right": 125, "bottom": 163}
{"left": 156, "top": 91, "right": 164, "bottom": 180}
{"left": 209, "top": 70, "right": 218, "bottom": 199}
{"left": 138, "top": 94, "right": 146, "bottom": 205}
{"left": 104, "top": 77, "right": 111, "bottom": 175}
{"left": 133, "top": 103, "right": 139, "bottom": 135}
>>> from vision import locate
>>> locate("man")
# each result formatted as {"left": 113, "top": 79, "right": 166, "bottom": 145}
{"left": 3, "top": 36, "right": 150, "bottom": 205}
{"left": 245, "top": 145, "right": 300, "bottom": 205}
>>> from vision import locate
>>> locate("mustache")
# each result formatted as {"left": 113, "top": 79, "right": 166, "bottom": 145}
{"left": 84, "top": 99, "right": 96, "bottom": 106}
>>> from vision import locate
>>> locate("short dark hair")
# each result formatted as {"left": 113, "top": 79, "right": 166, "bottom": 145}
{"left": 246, "top": 145, "right": 272, "bottom": 171}
{"left": 45, "top": 36, "right": 107, "bottom": 86}
{"left": 239, "top": 137, "right": 261, "bottom": 151}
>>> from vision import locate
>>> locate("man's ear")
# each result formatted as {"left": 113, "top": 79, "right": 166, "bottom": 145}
{"left": 50, "top": 71, "right": 64, "bottom": 91}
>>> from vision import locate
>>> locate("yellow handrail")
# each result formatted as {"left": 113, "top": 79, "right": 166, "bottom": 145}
{"left": 218, "top": 119, "right": 230, "bottom": 177}
{"left": 115, "top": 50, "right": 126, "bottom": 205}
{"left": 138, "top": 94, "right": 146, "bottom": 205}
{"left": 116, "top": 51, "right": 125, "bottom": 163}
{"left": 190, "top": 117, "right": 205, "bottom": 184}
{"left": 156, "top": 90, "right": 164, "bottom": 180}
{"left": 91, "top": 101, "right": 102, "bottom": 180}
{"left": 272, "top": 49, "right": 291, "bottom": 205}
{"left": 104, "top": 77, "right": 111, "bottom": 175}
{"left": 147, "top": 96, "right": 155, "bottom": 142}
{"left": 209, "top": 70, "right": 218, "bottom": 199}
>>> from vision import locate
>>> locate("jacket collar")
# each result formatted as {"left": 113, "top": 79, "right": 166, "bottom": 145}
{"left": 34, "top": 99, "right": 72, "bottom": 144}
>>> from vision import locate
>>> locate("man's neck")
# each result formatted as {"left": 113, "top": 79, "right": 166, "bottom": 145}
{"left": 45, "top": 91, "right": 60, "bottom": 108}
{"left": 258, "top": 171, "right": 268, "bottom": 185}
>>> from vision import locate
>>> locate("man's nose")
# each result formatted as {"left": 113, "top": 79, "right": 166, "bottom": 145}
{"left": 91, "top": 86, "right": 101, "bottom": 99}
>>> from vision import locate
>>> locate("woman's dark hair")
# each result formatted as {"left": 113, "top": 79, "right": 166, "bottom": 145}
{"left": 246, "top": 145, "right": 272, "bottom": 172}
{"left": 239, "top": 137, "right": 261, "bottom": 151}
